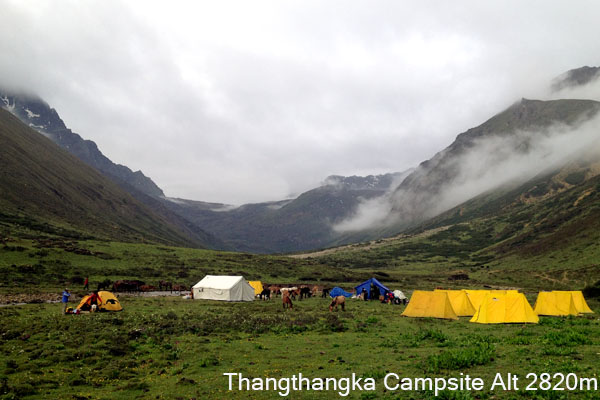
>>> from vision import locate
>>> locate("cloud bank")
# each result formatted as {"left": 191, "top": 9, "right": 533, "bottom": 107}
{"left": 334, "top": 90, "right": 600, "bottom": 232}
{"left": 2, "top": 1, "right": 600, "bottom": 204}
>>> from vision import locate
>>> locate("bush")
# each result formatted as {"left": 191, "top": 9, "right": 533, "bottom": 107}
{"left": 582, "top": 279, "right": 600, "bottom": 299}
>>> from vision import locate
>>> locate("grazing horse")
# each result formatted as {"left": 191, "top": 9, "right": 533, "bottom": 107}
{"left": 282, "top": 292, "right": 293, "bottom": 310}
{"left": 158, "top": 280, "right": 173, "bottom": 292}
{"left": 259, "top": 288, "right": 271, "bottom": 300}
{"left": 329, "top": 296, "right": 346, "bottom": 312}
{"left": 321, "top": 288, "right": 331, "bottom": 298}
{"left": 299, "top": 286, "right": 311, "bottom": 300}
{"left": 280, "top": 287, "right": 298, "bottom": 300}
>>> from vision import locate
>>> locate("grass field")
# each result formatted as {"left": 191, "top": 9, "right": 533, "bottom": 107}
{"left": 1, "top": 295, "right": 598, "bottom": 399}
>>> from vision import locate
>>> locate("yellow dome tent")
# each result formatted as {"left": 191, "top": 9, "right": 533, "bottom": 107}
{"left": 401, "top": 290, "right": 458, "bottom": 320}
{"left": 534, "top": 291, "right": 579, "bottom": 316}
{"left": 76, "top": 291, "right": 123, "bottom": 312}
{"left": 434, "top": 289, "right": 476, "bottom": 316}
{"left": 470, "top": 292, "right": 538, "bottom": 324}
{"left": 248, "top": 281, "right": 264, "bottom": 296}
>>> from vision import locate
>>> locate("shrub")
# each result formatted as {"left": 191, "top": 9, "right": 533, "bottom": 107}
{"left": 582, "top": 279, "right": 600, "bottom": 299}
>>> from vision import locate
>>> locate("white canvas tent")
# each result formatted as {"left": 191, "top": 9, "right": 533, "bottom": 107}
{"left": 192, "top": 275, "right": 255, "bottom": 302}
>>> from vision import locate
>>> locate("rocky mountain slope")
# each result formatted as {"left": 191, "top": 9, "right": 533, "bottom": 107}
{"left": 0, "top": 90, "right": 163, "bottom": 198}
{"left": 0, "top": 108, "right": 214, "bottom": 247}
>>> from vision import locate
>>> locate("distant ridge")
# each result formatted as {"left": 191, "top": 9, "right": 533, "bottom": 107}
{"left": 0, "top": 108, "right": 212, "bottom": 247}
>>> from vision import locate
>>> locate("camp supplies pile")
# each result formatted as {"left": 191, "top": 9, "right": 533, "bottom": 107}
{"left": 329, "top": 287, "right": 353, "bottom": 298}
{"left": 192, "top": 275, "right": 255, "bottom": 301}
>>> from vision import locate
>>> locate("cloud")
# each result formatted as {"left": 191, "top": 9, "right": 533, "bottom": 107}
{"left": 2, "top": 1, "right": 600, "bottom": 204}
{"left": 334, "top": 93, "right": 600, "bottom": 232}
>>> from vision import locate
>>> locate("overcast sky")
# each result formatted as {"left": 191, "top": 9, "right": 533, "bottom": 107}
{"left": 1, "top": 1, "right": 599, "bottom": 204}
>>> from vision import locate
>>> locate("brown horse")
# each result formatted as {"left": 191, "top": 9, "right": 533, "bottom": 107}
{"left": 158, "top": 280, "right": 173, "bottom": 292}
{"left": 282, "top": 292, "right": 293, "bottom": 310}
{"left": 329, "top": 296, "right": 346, "bottom": 312}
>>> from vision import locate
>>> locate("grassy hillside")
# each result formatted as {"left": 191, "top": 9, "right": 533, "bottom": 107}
{"left": 299, "top": 164, "right": 600, "bottom": 291}
{"left": 0, "top": 108, "right": 215, "bottom": 248}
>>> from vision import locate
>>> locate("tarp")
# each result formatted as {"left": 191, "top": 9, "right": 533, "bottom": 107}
{"left": 534, "top": 291, "right": 579, "bottom": 316}
{"left": 355, "top": 278, "right": 390, "bottom": 299}
{"left": 248, "top": 281, "right": 264, "bottom": 296}
{"left": 329, "top": 287, "right": 353, "bottom": 298}
{"left": 470, "top": 292, "right": 538, "bottom": 324}
{"left": 192, "top": 275, "right": 255, "bottom": 301}
{"left": 435, "top": 289, "right": 476, "bottom": 316}
{"left": 76, "top": 291, "right": 122, "bottom": 312}
{"left": 401, "top": 291, "right": 458, "bottom": 320}
{"left": 393, "top": 290, "right": 407, "bottom": 300}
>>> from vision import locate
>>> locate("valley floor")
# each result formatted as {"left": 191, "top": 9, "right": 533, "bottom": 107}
{"left": 1, "top": 296, "right": 599, "bottom": 399}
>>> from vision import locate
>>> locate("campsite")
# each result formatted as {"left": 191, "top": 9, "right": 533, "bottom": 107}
{"left": 0, "top": 236, "right": 599, "bottom": 399}
{"left": 1, "top": 290, "right": 598, "bottom": 399}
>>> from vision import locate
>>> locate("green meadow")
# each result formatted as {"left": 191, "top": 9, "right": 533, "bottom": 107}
{"left": 2, "top": 222, "right": 600, "bottom": 399}
{"left": 1, "top": 295, "right": 599, "bottom": 399}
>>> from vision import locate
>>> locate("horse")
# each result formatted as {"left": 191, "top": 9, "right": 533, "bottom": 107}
{"left": 321, "top": 288, "right": 331, "bottom": 298}
{"left": 299, "top": 286, "right": 311, "bottom": 300}
{"left": 268, "top": 286, "right": 281, "bottom": 297}
{"left": 282, "top": 291, "right": 293, "bottom": 310}
{"left": 139, "top": 285, "right": 156, "bottom": 292}
{"left": 97, "top": 279, "right": 112, "bottom": 291}
{"left": 259, "top": 288, "right": 271, "bottom": 300}
{"left": 112, "top": 280, "right": 145, "bottom": 293}
{"left": 329, "top": 296, "right": 346, "bottom": 312}
{"left": 158, "top": 280, "right": 173, "bottom": 292}
{"left": 280, "top": 287, "right": 297, "bottom": 300}
{"left": 172, "top": 284, "right": 188, "bottom": 293}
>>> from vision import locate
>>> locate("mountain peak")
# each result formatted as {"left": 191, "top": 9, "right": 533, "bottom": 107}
{"left": 0, "top": 88, "right": 164, "bottom": 198}
{"left": 551, "top": 66, "right": 600, "bottom": 92}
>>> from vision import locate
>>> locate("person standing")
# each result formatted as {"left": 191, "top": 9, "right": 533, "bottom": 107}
{"left": 83, "top": 277, "right": 89, "bottom": 290}
{"left": 61, "top": 288, "right": 71, "bottom": 314}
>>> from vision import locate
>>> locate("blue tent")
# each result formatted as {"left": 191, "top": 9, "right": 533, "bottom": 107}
{"left": 329, "top": 287, "right": 353, "bottom": 298}
{"left": 355, "top": 278, "right": 390, "bottom": 299}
